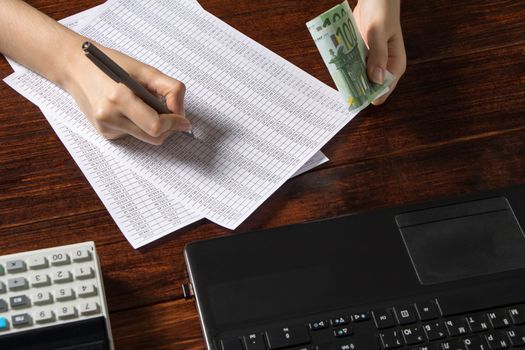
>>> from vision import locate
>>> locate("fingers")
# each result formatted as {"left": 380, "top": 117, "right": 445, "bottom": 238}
{"left": 371, "top": 30, "right": 406, "bottom": 106}
{"left": 115, "top": 85, "right": 190, "bottom": 136}
{"left": 134, "top": 67, "right": 186, "bottom": 116}
{"left": 92, "top": 83, "right": 191, "bottom": 145}
{"left": 366, "top": 26, "right": 389, "bottom": 85}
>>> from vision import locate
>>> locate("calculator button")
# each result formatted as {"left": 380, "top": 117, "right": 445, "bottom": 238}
{"left": 10, "top": 295, "right": 30, "bottom": 309}
{"left": 57, "top": 306, "right": 78, "bottom": 320}
{"left": 0, "top": 265, "right": 4, "bottom": 276}
{"left": 33, "top": 291, "right": 53, "bottom": 305}
{"left": 77, "top": 284, "right": 97, "bottom": 298}
{"left": 30, "top": 273, "right": 51, "bottom": 287}
{"left": 50, "top": 253, "right": 70, "bottom": 266}
{"left": 28, "top": 256, "right": 49, "bottom": 270}
{"left": 53, "top": 270, "right": 73, "bottom": 283}
{"left": 80, "top": 301, "right": 100, "bottom": 316}
{"left": 55, "top": 288, "right": 75, "bottom": 301}
{"left": 12, "top": 313, "right": 32, "bottom": 327}
{"left": 35, "top": 310, "right": 55, "bottom": 324}
{"left": 0, "top": 317, "right": 8, "bottom": 331}
{"left": 0, "top": 282, "right": 5, "bottom": 294}
{"left": 8, "top": 277, "right": 28, "bottom": 291}
{"left": 75, "top": 266, "right": 95, "bottom": 280}
{"left": 6, "top": 260, "right": 27, "bottom": 274}
{"left": 72, "top": 249, "right": 92, "bottom": 262}
{"left": 0, "top": 299, "right": 8, "bottom": 312}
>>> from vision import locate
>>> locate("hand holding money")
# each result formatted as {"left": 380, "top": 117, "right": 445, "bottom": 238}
{"left": 353, "top": 0, "right": 406, "bottom": 105}
{"left": 307, "top": 0, "right": 405, "bottom": 110}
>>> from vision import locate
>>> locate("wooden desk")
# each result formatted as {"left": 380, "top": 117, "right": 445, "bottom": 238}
{"left": 1, "top": 0, "right": 524, "bottom": 348}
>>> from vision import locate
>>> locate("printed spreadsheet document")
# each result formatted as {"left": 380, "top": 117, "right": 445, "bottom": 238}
{"left": 4, "top": 0, "right": 365, "bottom": 245}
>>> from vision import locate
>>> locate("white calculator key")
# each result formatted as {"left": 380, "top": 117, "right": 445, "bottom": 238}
{"left": 80, "top": 302, "right": 100, "bottom": 316}
{"left": 8, "top": 277, "right": 28, "bottom": 291}
{"left": 57, "top": 305, "right": 77, "bottom": 320}
{"left": 34, "top": 310, "right": 55, "bottom": 324}
{"left": 75, "top": 267, "right": 94, "bottom": 280}
{"left": 28, "top": 256, "right": 48, "bottom": 270}
{"left": 55, "top": 288, "right": 75, "bottom": 302}
{"left": 30, "top": 274, "right": 50, "bottom": 287}
{"left": 53, "top": 270, "right": 73, "bottom": 284}
{"left": 6, "top": 260, "right": 26, "bottom": 274}
{"left": 77, "top": 284, "right": 97, "bottom": 298}
{"left": 49, "top": 252, "right": 70, "bottom": 266}
{"left": 33, "top": 291, "right": 53, "bottom": 305}
{"left": 72, "top": 249, "right": 92, "bottom": 263}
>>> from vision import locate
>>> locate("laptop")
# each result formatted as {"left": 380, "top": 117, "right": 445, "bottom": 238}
{"left": 185, "top": 185, "right": 525, "bottom": 350}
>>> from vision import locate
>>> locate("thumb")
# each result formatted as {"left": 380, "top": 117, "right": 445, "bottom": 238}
{"left": 366, "top": 28, "right": 389, "bottom": 84}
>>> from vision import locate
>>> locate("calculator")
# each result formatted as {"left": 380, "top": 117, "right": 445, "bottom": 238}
{"left": 0, "top": 242, "right": 114, "bottom": 350}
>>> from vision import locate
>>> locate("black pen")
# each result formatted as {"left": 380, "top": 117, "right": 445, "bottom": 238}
{"left": 82, "top": 41, "right": 195, "bottom": 138}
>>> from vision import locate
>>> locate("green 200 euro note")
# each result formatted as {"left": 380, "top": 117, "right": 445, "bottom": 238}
{"left": 307, "top": 0, "right": 394, "bottom": 111}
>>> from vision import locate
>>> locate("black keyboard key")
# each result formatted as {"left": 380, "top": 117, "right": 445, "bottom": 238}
{"left": 309, "top": 320, "right": 328, "bottom": 331}
{"left": 462, "top": 336, "right": 488, "bottom": 350}
{"left": 416, "top": 301, "right": 439, "bottom": 321}
{"left": 441, "top": 339, "right": 465, "bottom": 350}
{"left": 509, "top": 306, "right": 525, "bottom": 325}
{"left": 331, "top": 316, "right": 350, "bottom": 326}
{"left": 243, "top": 333, "right": 266, "bottom": 350}
{"left": 484, "top": 332, "right": 510, "bottom": 349}
{"left": 265, "top": 325, "right": 310, "bottom": 350}
{"left": 379, "top": 329, "right": 403, "bottom": 349}
{"left": 401, "top": 326, "right": 425, "bottom": 345}
{"left": 422, "top": 322, "right": 447, "bottom": 341}
{"left": 435, "top": 278, "right": 525, "bottom": 317}
{"left": 333, "top": 326, "right": 352, "bottom": 338}
{"left": 445, "top": 318, "right": 468, "bottom": 337}
{"left": 351, "top": 311, "right": 370, "bottom": 322}
{"left": 374, "top": 309, "right": 396, "bottom": 329}
{"left": 486, "top": 310, "right": 511, "bottom": 329}
{"left": 466, "top": 314, "right": 490, "bottom": 333}
{"left": 394, "top": 305, "right": 418, "bottom": 325}
{"left": 412, "top": 344, "right": 442, "bottom": 350}
{"left": 506, "top": 328, "right": 525, "bottom": 346}
{"left": 221, "top": 338, "right": 244, "bottom": 350}
{"left": 331, "top": 335, "right": 379, "bottom": 350}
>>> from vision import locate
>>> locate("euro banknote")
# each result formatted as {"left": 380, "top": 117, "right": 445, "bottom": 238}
{"left": 307, "top": 1, "right": 394, "bottom": 111}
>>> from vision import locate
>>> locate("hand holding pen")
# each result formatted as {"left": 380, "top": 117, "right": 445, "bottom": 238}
{"left": 79, "top": 42, "right": 193, "bottom": 144}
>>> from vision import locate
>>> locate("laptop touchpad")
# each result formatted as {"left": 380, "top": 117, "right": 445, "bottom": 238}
{"left": 396, "top": 197, "right": 525, "bottom": 285}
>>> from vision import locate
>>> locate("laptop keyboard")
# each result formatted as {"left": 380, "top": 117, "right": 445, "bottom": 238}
{"left": 219, "top": 298, "right": 525, "bottom": 350}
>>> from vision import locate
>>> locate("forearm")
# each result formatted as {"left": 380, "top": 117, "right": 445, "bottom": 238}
{"left": 0, "top": 0, "right": 84, "bottom": 88}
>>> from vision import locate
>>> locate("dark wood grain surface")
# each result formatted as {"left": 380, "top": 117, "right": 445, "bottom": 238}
{"left": 1, "top": 0, "right": 524, "bottom": 349}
